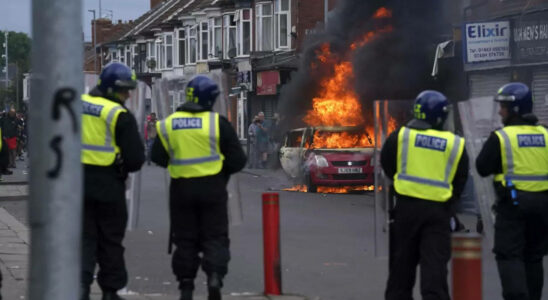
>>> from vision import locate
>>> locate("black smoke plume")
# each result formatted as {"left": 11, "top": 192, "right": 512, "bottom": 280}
{"left": 278, "top": 0, "right": 446, "bottom": 131}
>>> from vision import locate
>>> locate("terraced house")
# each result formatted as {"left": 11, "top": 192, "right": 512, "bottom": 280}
{"left": 90, "top": 0, "right": 334, "bottom": 142}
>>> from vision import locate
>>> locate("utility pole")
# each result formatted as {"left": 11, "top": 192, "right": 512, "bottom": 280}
{"left": 3, "top": 31, "right": 7, "bottom": 89}
{"left": 89, "top": 9, "right": 97, "bottom": 73}
{"left": 29, "top": 0, "right": 83, "bottom": 299}
{"left": 324, "top": 0, "right": 328, "bottom": 28}
{"left": 99, "top": 0, "right": 102, "bottom": 19}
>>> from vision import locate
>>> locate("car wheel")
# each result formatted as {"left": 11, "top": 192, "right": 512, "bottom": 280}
{"left": 306, "top": 172, "right": 317, "bottom": 193}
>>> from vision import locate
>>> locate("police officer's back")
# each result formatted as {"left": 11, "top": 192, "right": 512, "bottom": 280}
{"left": 476, "top": 83, "right": 548, "bottom": 300}
{"left": 81, "top": 63, "right": 145, "bottom": 300}
{"left": 151, "top": 76, "right": 246, "bottom": 300}
{"left": 381, "top": 91, "right": 469, "bottom": 300}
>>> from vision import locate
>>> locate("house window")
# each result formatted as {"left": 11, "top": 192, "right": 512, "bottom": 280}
{"left": 199, "top": 22, "right": 209, "bottom": 61}
{"left": 165, "top": 33, "right": 173, "bottom": 68}
{"left": 112, "top": 50, "right": 118, "bottom": 62}
{"left": 188, "top": 25, "right": 197, "bottom": 64}
{"left": 119, "top": 48, "right": 125, "bottom": 64}
{"left": 156, "top": 38, "right": 164, "bottom": 69}
{"left": 126, "top": 46, "right": 132, "bottom": 67}
{"left": 147, "top": 41, "right": 156, "bottom": 71}
{"left": 178, "top": 29, "right": 186, "bottom": 66}
{"left": 211, "top": 17, "right": 222, "bottom": 58}
{"left": 223, "top": 14, "right": 237, "bottom": 59}
{"left": 238, "top": 9, "right": 252, "bottom": 56}
{"left": 256, "top": 2, "right": 273, "bottom": 51}
{"left": 275, "top": 0, "right": 290, "bottom": 49}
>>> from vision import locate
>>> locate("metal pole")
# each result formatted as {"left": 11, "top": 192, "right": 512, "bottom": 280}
{"left": 4, "top": 31, "right": 8, "bottom": 90}
{"left": 29, "top": 0, "right": 83, "bottom": 299}
{"left": 88, "top": 10, "right": 97, "bottom": 73}
{"left": 324, "top": 0, "right": 328, "bottom": 27}
{"left": 99, "top": 0, "right": 102, "bottom": 19}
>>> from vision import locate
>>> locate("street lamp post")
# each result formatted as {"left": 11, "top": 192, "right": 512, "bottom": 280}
{"left": 30, "top": 0, "right": 83, "bottom": 298}
{"left": 3, "top": 31, "right": 7, "bottom": 90}
{"left": 88, "top": 9, "right": 97, "bottom": 73}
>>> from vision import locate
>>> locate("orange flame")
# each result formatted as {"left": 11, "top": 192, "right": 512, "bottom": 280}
{"left": 373, "top": 7, "right": 392, "bottom": 19}
{"left": 305, "top": 16, "right": 394, "bottom": 149}
{"left": 283, "top": 185, "right": 308, "bottom": 192}
{"left": 284, "top": 185, "right": 375, "bottom": 193}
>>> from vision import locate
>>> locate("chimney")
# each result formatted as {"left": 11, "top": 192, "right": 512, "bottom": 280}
{"left": 151, "top": 0, "right": 163, "bottom": 9}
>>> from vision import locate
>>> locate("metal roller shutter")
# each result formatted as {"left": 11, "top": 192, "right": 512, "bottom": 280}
{"left": 532, "top": 69, "right": 548, "bottom": 124}
{"left": 469, "top": 71, "right": 510, "bottom": 99}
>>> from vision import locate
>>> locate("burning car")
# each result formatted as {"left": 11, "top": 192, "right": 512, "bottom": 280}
{"left": 280, "top": 126, "right": 374, "bottom": 193}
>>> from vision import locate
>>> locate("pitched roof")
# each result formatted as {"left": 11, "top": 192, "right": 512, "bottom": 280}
{"left": 121, "top": 0, "right": 182, "bottom": 39}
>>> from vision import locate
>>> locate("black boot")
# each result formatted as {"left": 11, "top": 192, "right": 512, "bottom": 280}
{"left": 179, "top": 278, "right": 194, "bottom": 300}
{"left": 102, "top": 290, "right": 124, "bottom": 300}
{"left": 207, "top": 273, "right": 222, "bottom": 300}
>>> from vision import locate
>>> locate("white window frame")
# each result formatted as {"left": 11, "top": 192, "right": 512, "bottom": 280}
{"left": 210, "top": 17, "right": 222, "bottom": 59}
{"left": 118, "top": 48, "right": 125, "bottom": 64}
{"left": 198, "top": 21, "right": 209, "bottom": 61}
{"left": 177, "top": 29, "right": 186, "bottom": 66}
{"left": 165, "top": 33, "right": 174, "bottom": 69}
{"left": 147, "top": 41, "right": 156, "bottom": 71}
{"left": 237, "top": 9, "right": 253, "bottom": 57}
{"left": 275, "top": 0, "right": 291, "bottom": 50}
{"left": 223, "top": 14, "right": 237, "bottom": 59}
{"left": 126, "top": 45, "right": 132, "bottom": 67}
{"left": 256, "top": 2, "right": 274, "bottom": 51}
{"left": 188, "top": 25, "right": 198, "bottom": 64}
{"left": 156, "top": 37, "right": 164, "bottom": 69}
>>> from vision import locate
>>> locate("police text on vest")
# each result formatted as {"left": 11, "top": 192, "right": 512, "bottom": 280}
{"left": 517, "top": 134, "right": 546, "bottom": 147}
{"left": 414, "top": 134, "right": 447, "bottom": 152}
{"left": 172, "top": 118, "right": 203, "bottom": 130}
{"left": 83, "top": 102, "right": 103, "bottom": 117}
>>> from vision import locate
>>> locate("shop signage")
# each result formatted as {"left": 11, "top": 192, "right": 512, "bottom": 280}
{"left": 464, "top": 21, "right": 511, "bottom": 63}
{"left": 512, "top": 11, "right": 548, "bottom": 63}
{"left": 257, "top": 71, "right": 280, "bottom": 96}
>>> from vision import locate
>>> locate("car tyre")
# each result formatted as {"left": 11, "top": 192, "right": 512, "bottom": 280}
{"left": 306, "top": 172, "right": 317, "bottom": 193}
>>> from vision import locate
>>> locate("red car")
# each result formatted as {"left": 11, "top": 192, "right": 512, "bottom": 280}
{"left": 280, "top": 127, "right": 374, "bottom": 193}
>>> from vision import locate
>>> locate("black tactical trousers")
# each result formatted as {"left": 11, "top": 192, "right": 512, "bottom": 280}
{"left": 494, "top": 191, "right": 548, "bottom": 300}
{"left": 81, "top": 176, "right": 128, "bottom": 292}
{"left": 170, "top": 179, "right": 230, "bottom": 288}
{"left": 386, "top": 198, "right": 451, "bottom": 300}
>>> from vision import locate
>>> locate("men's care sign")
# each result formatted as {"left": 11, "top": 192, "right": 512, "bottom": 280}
{"left": 464, "top": 21, "right": 511, "bottom": 63}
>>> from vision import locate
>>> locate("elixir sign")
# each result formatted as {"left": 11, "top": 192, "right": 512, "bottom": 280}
{"left": 464, "top": 21, "right": 511, "bottom": 63}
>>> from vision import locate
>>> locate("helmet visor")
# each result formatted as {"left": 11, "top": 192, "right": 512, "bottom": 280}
{"left": 115, "top": 79, "right": 137, "bottom": 90}
{"left": 494, "top": 94, "right": 516, "bottom": 102}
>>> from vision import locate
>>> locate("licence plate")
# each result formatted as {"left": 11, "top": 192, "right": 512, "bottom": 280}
{"left": 338, "top": 167, "right": 363, "bottom": 174}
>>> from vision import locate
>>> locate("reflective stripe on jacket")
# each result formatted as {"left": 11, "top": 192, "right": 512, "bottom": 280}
{"left": 81, "top": 94, "right": 126, "bottom": 166}
{"left": 494, "top": 125, "right": 548, "bottom": 192}
{"left": 393, "top": 127, "right": 465, "bottom": 202}
{"left": 157, "top": 111, "right": 224, "bottom": 179}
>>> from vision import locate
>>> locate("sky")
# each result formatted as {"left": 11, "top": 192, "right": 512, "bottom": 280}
{"left": 0, "top": 0, "right": 150, "bottom": 41}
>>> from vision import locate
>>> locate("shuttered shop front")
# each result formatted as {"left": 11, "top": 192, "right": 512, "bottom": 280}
{"left": 469, "top": 71, "right": 511, "bottom": 99}
{"left": 533, "top": 69, "right": 548, "bottom": 124}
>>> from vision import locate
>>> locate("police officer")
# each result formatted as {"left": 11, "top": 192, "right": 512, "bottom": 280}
{"left": 151, "top": 76, "right": 246, "bottom": 300}
{"left": 81, "top": 62, "right": 145, "bottom": 300}
{"left": 476, "top": 83, "right": 548, "bottom": 300}
{"left": 381, "top": 91, "right": 469, "bottom": 300}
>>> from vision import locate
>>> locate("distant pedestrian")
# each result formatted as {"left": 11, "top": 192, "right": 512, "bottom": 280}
{"left": 146, "top": 113, "right": 158, "bottom": 165}
{"left": 80, "top": 63, "right": 145, "bottom": 300}
{"left": 152, "top": 75, "right": 246, "bottom": 300}
{"left": 2, "top": 109, "right": 19, "bottom": 169}
{"left": 248, "top": 116, "right": 259, "bottom": 168}
{"left": 255, "top": 112, "right": 269, "bottom": 168}
{"left": 477, "top": 83, "right": 548, "bottom": 300}
{"left": 381, "top": 91, "right": 469, "bottom": 300}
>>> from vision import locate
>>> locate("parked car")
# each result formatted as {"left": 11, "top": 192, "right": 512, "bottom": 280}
{"left": 279, "top": 126, "right": 374, "bottom": 192}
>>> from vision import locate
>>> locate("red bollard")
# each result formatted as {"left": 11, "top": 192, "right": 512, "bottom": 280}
{"left": 452, "top": 233, "right": 482, "bottom": 300}
{"left": 262, "top": 193, "right": 282, "bottom": 295}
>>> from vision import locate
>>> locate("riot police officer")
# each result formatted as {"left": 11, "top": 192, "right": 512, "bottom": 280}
{"left": 381, "top": 91, "right": 469, "bottom": 300}
{"left": 81, "top": 62, "right": 145, "bottom": 300}
{"left": 151, "top": 75, "right": 246, "bottom": 300}
{"left": 476, "top": 83, "right": 548, "bottom": 300}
